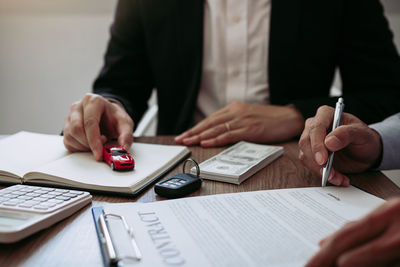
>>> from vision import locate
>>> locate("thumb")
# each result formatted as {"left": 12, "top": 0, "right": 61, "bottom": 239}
{"left": 324, "top": 124, "right": 369, "bottom": 152}
{"left": 117, "top": 121, "right": 134, "bottom": 151}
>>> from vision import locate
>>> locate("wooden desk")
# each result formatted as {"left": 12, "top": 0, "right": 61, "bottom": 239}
{"left": 0, "top": 136, "right": 399, "bottom": 266}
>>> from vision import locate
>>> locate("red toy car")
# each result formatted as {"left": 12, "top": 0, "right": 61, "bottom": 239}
{"left": 103, "top": 146, "right": 135, "bottom": 171}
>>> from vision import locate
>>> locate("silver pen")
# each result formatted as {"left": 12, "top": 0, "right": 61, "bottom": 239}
{"left": 322, "top": 97, "right": 345, "bottom": 187}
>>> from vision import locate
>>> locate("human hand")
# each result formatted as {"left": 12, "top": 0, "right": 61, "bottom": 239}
{"left": 306, "top": 198, "right": 400, "bottom": 267}
{"left": 175, "top": 101, "right": 304, "bottom": 147}
{"left": 298, "top": 105, "right": 382, "bottom": 186}
{"left": 63, "top": 93, "right": 134, "bottom": 161}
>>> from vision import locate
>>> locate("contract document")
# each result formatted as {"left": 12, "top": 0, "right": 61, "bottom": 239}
{"left": 101, "top": 186, "right": 384, "bottom": 266}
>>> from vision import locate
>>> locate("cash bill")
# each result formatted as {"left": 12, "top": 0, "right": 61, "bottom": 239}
{"left": 192, "top": 141, "right": 283, "bottom": 184}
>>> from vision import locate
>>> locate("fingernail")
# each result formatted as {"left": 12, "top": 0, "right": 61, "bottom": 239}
{"left": 327, "top": 171, "right": 339, "bottom": 185}
{"left": 328, "top": 169, "right": 335, "bottom": 180}
{"left": 326, "top": 136, "right": 342, "bottom": 149}
{"left": 183, "top": 137, "right": 195, "bottom": 145}
{"left": 315, "top": 152, "right": 324, "bottom": 165}
{"left": 123, "top": 144, "right": 130, "bottom": 151}
{"left": 298, "top": 150, "right": 304, "bottom": 160}
{"left": 343, "top": 176, "right": 350, "bottom": 187}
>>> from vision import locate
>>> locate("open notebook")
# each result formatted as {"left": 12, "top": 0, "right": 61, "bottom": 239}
{"left": 0, "top": 132, "right": 190, "bottom": 196}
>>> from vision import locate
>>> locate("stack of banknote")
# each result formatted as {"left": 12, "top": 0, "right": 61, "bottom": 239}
{"left": 193, "top": 141, "right": 284, "bottom": 184}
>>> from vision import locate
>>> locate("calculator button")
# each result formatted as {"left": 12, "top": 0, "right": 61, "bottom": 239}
{"left": 3, "top": 201, "right": 21, "bottom": 206}
{"left": 69, "top": 190, "right": 84, "bottom": 195}
{"left": 9, "top": 191, "right": 25, "bottom": 196}
{"left": 40, "top": 194, "right": 55, "bottom": 199}
{"left": 2, "top": 203, "right": 17, "bottom": 207}
{"left": 41, "top": 202, "right": 57, "bottom": 208}
{"left": 7, "top": 198, "right": 23, "bottom": 203}
{"left": 18, "top": 203, "right": 35, "bottom": 208}
{"left": 34, "top": 205, "right": 49, "bottom": 210}
{"left": 23, "top": 200, "right": 40, "bottom": 206}
{"left": 63, "top": 193, "right": 78, "bottom": 198}
{"left": 32, "top": 197, "right": 48, "bottom": 202}
{"left": 26, "top": 192, "right": 41, "bottom": 197}
{"left": 9, "top": 185, "right": 23, "bottom": 191}
{"left": 55, "top": 196, "right": 71, "bottom": 201}
{"left": 17, "top": 195, "right": 33, "bottom": 200}
{"left": 33, "top": 190, "right": 50, "bottom": 194}
{"left": 19, "top": 187, "right": 36, "bottom": 192}
{"left": 38, "top": 187, "right": 54, "bottom": 192}
{"left": 48, "top": 191, "right": 63, "bottom": 196}
{"left": 55, "top": 189, "right": 69, "bottom": 193}
{"left": 46, "top": 199, "right": 63, "bottom": 204}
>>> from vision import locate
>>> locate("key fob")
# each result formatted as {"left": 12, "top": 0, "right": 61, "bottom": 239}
{"left": 155, "top": 159, "right": 202, "bottom": 198}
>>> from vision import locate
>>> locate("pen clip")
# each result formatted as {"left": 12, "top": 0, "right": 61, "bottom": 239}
{"left": 92, "top": 207, "right": 142, "bottom": 267}
{"left": 103, "top": 213, "right": 142, "bottom": 261}
{"left": 98, "top": 213, "right": 119, "bottom": 265}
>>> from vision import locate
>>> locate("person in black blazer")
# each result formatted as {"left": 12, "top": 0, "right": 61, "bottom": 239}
{"left": 63, "top": 0, "right": 400, "bottom": 160}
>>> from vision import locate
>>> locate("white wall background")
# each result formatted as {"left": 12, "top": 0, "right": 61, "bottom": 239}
{"left": 0, "top": 0, "right": 116, "bottom": 135}
{"left": 1, "top": 0, "right": 399, "bottom": 183}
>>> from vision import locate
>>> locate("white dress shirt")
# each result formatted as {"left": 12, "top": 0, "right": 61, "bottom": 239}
{"left": 195, "top": 0, "right": 272, "bottom": 122}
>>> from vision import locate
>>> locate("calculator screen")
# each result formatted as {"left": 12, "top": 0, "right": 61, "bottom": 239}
{"left": 0, "top": 215, "right": 26, "bottom": 227}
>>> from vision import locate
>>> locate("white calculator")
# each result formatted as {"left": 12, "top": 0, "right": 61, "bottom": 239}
{"left": 0, "top": 184, "right": 92, "bottom": 243}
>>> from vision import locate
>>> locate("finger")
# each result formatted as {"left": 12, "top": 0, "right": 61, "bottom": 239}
{"left": 325, "top": 124, "right": 368, "bottom": 152}
{"left": 175, "top": 130, "right": 192, "bottom": 143}
{"left": 200, "top": 128, "right": 244, "bottom": 147}
{"left": 298, "top": 117, "right": 313, "bottom": 148}
{"left": 307, "top": 203, "right": 392, "bottom": 266}
{"left": 182, "top": 123, "right": 228, "bottom": 146}
{"left": 175, "top": 102, "right": 242, "bottom": 143}
{"left": 117, "top": 121, "right": 134, "bottom": 150}
{"left": 309, "top": 106, "right": 335, "bottom": 165}
{"left": 63, "top": 134, "right": 90, "bottom": 152}
{"left": 327, "top": 168, "right": 350, "bottom": 187}
{"left": 336, "top": 231, "right": 400, "bottom": 267}
{"left": 82, "top": 96, "right": 105, "bottom": 161}
{"left": 65, "top": 102, "right": 90, "bottom": 149}
{"left": 182, "top": 112, "right": 234, "bottom": 139}
{"left": 298, "top": 119, "right": 322, "bottom": 176}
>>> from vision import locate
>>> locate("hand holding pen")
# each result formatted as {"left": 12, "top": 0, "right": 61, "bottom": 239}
{"left": 298, "top": 100, "right": 383, "bottom": 187}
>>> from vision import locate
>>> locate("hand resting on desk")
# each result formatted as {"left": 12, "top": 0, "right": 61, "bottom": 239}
{"left": 175, "top": 101, "right": 304, "bottom": 147}
{"left": 306, "top": 198, "right": 400, "bottom": 267}
{"left": 63, "top": 93, "right": 134, "bottom": 161}
{"left": 298, "top": 105, "right": 382, "bottom": 186}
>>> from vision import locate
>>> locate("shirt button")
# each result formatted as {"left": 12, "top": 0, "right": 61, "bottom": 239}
{"left": 233, "top": 16, "right": 241, "bottom": 23}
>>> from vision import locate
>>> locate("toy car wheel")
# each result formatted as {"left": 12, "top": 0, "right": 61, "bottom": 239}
{"left": 111, "top": 162, "right": 115, "bottom": 170}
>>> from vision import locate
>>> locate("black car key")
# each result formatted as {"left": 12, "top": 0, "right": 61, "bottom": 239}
{"left": 155, "top": 159, "right": 202, "bottom": 198}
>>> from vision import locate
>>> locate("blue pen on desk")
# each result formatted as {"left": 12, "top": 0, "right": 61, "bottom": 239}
{"left": 322, "top": 98, "right": 345, "bottom": 187}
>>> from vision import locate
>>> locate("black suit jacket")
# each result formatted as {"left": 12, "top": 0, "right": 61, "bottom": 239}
{"left": 94, "top": 0, "right": 400, "bottom": 135}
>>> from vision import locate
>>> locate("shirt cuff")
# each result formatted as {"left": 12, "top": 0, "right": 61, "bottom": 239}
{"left": 369, "top": 115, "right": 400, "bottom": 170}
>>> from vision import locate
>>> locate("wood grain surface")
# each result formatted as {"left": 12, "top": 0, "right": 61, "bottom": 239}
{"left": 0, "top": 136, "right": 399, "bottom": 266}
